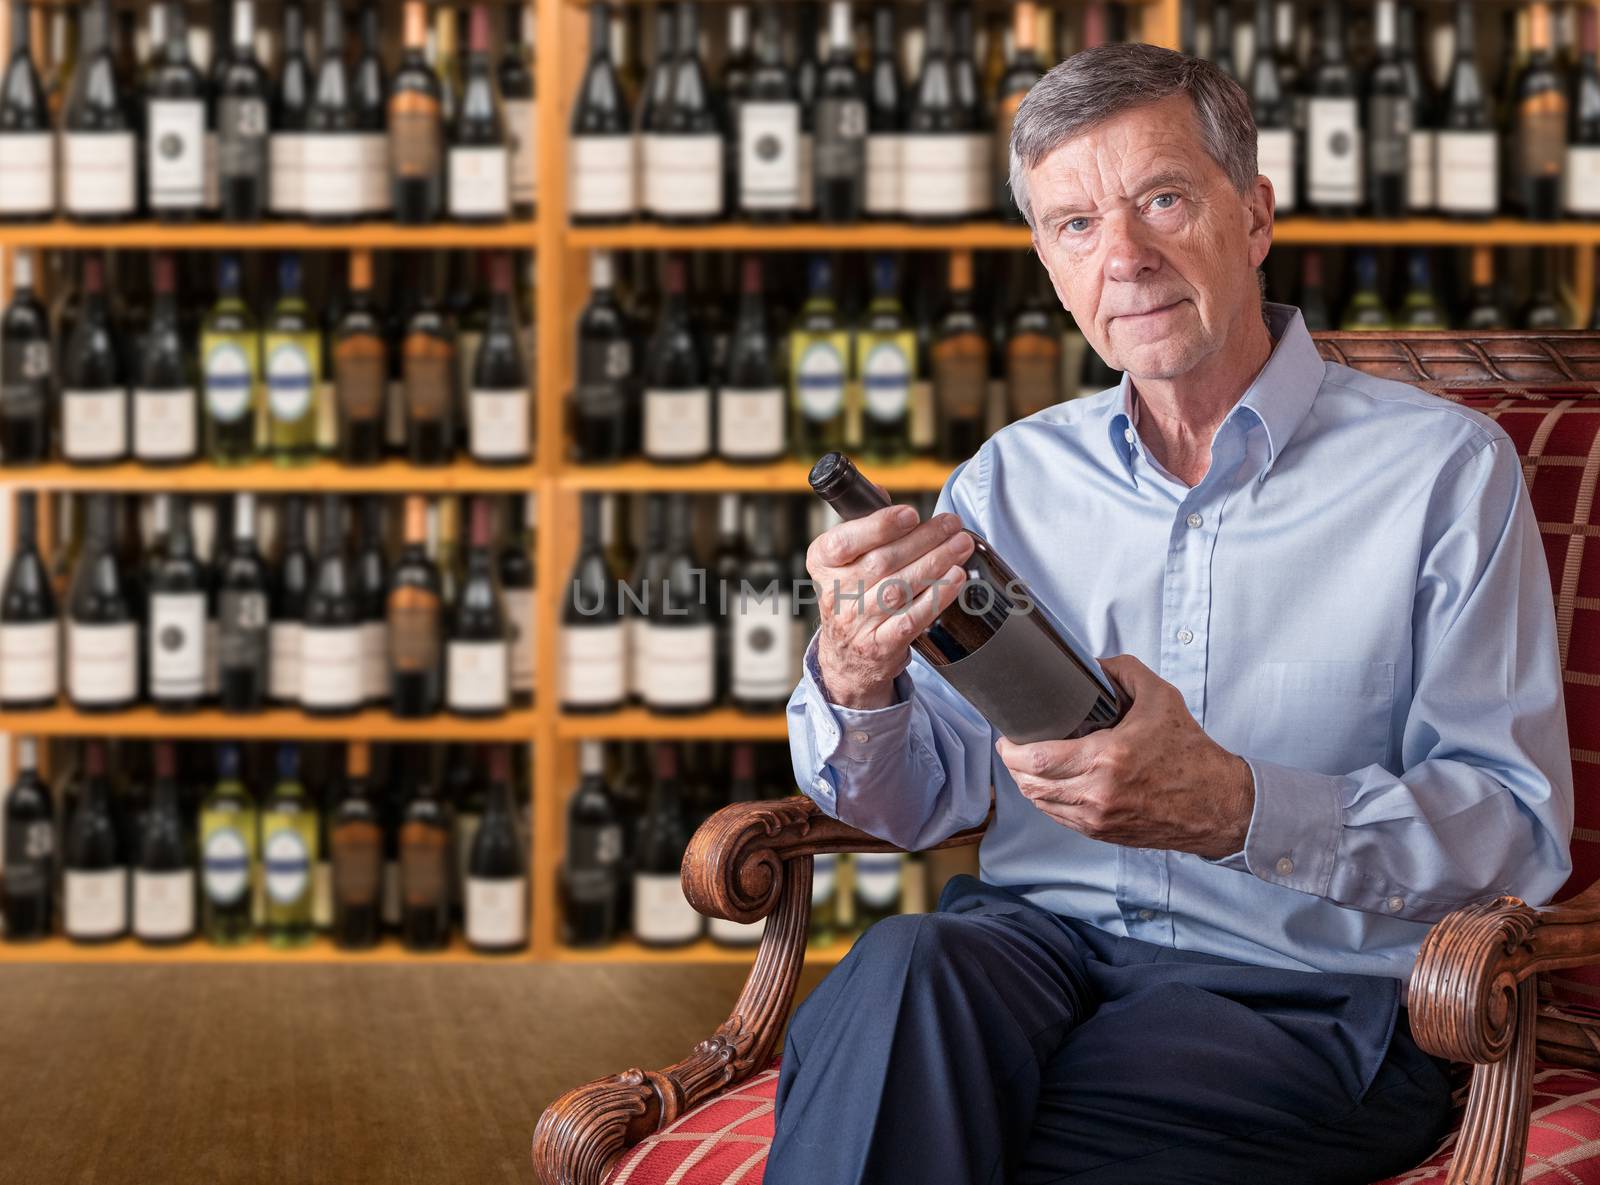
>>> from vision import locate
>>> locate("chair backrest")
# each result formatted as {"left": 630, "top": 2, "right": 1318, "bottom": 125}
{"left": 1316, "top": 330, "right": 1600, "bottom": 1006}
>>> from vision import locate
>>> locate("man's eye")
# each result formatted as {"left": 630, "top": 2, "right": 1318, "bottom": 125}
{"left": 1065, "top": 217, "right": 1090, "bottom": 233}
{"left": 1151, "top": 193, "right": 1178, "bottom": 210}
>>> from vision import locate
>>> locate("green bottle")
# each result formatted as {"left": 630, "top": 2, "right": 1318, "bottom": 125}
{"left": 1396, "top": 251, "right": 1449, "bottom": 329}
{"left": 260, "top": 743, "right": 318, "bottom": 947}
{"left": 808, "top": 851, "right": 838, "bottom": 946}
{"left": 199, "top": 743, "right": 256, "bottom": 946}
{"left": 201, "top": 253, "right": 260, "bottom": 465}
{"left": 789, "top": 255, "right": 850, "bottom": 458}
{"left": 263, "top": 253, "right": 321, "bottom": 465}
{"left": 854, "top": 255, "right": 915, "bottom": 463}
{"left": 1339, "top": 249, "right": 1393, "bottom": 331}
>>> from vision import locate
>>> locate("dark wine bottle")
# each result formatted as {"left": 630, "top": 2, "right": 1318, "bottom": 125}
{"left": 147, "top": 494, "right": 207, "bottom": 712}
{"left": 864, "top": 4, "right": 903, "bottom": 219}
{"left": 133, "top": 253, "right": 199, "bottom": 465}
{"left": 468, "top": 252, "right": 530, "bottom": 464}
{"left": 563, "top": 739, "right": 623, "bottom": 947}
{"left": 811, "top": 452, "right": 1128, "bottom": 743}
{"left": 1516, "top": 2, "right": 1567, "bottom": 222}
{"left": 333, "top": 250, "right": 386, "bottom": 464}
{"left": 738, "top": 4, "right": 801, "bottom": 220}
{"left": 448, "top": 5, "right": 510, "bottom": 224}
{"left": 499, "top": 495, "right": 535, "bottom": 706}
{"left": 561, "top": 493, "right": 626, "bottom": 712}
{"left": 1568, "top": 2, "right": 1600, "bottom": 219}
{"left": 354, "top": 8, "right": 389, "bottom": 218}
{"left": 216, "top": 492, "right": 270, "bottom": 712}
{"left": 216, "top": 0, "right": 271, "bottom": 223}
{"left": 269, "top": 495, "right": 310, "bottom": 704}
{"left": 931, "top": 251, "right": 988, "bottom": 462}
{"left": 707, "top": 743, "right": 766, "bottom": 946}
{"left": 572, "top": 250, "right": 634, "bottom": 462}
{"left": 1250, "top": 0, "right": 1294, "bottom": 216}
{"left": 0, "top": 249, "right": 52, "bottom": 464}
{"left": 353, "top": 498, "right": 388, "bottom": 706}
{"left": 2, "top": 737, "right": 54, "bottom": 940}
{"left": 465, "top": 744, "right": 527, "bottom": 952}
{"left": 133, "top": 741, "right": 195, "bottom": 944}
{"left": 1306, "top": 5, "right": 1362, "bottom": 217}
{"left": 1006, "top": 265, "right": 1064, "bottom": 422}
{"left": 64, "top": 739, "right": 127, "bottom": 942}
{"left": 0, "top": 0, "right": 55, "bottom": 220}
{"left": 815, "top": 0, "right": 867, "bottom": 223}
{"left": 60, "top": 254, "right": 128, "bottom": 466}
{"left": 62, "top": 0, "right": 136, "bottom": 222}
{"left": 641, "top": 254, "right": 711, "bottom": 463}
{"left": 1465, "top": 247, "right": 1508, "bottom": 329}
{"left": 389, "top": 0, "right": 443, "bottom": 224}
{"left": 641, "top": 493, "right": 715, "bottom": 714}
{"left": 636, "top": 3, "right": 675, "bottom": 220}
{"left": 0, "top": 491, "right": 58, "bottom": 709}
{"left": 645, "top": 1, "right": 723, "bottom": 223}
{"left": 144, "top": 0, "right": 206, "bottom": 220}
{"left": 717, "top": 255, "right": 785, "bottom": 463}
{"left": 270, "top": 1, "right": 311, "bottom": 218}
{"left": 301, "top": 494, "right": 364, "bottom": 715}
{"left": 499, "top": 5, "right": 535, "bottom": 219}
{"left": 403, "top": 255, "right": 457, "bottom": 466}
{"left": 302, "top": 0, "right": 361, "bottom": 223}
{"left": 388, "top": 495, "right": 443, "bottom": 717}
{"left": 729, "top": 495, "right": 794, "bottom": 713}
{"left": 1437, "top": 1, "right": 1496, "bottom": 218}
{"left": 720, "top": 5, "right": 754, "bottom": 212}
{"left": 793, "top": 1, "right": 819, "bottom": 218}
{"left": 447, "top": 496, "right": 510, "bottom": 717}
{"left": 67, "top": 494, "right": 137, "bottom": 711}
{"left": 1522, "top": 248, "right": 1567, "bottom": 329}
{"left": 569, "top": 1, "right": 634, "bottom": 223}
{"left": 1366, "top": 0, "right": 1411, "bottom": 219}
{"left": 903, "top": 0, "right": 974, "bottom": 222}
{"left": 330, "top": 740, "right": 382, "bottom": 949}
{"left": 399, "top": 763, "right": 451, "bottom": 951}
{"left": 631, "top": 742, "right": 700, "bottom": 946}
{"left": 996, "top": 1, "right": 1044, "bottom": 221}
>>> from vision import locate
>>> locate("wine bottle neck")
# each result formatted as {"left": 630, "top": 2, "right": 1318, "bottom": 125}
{"left": 15, "top": 492, "right": 37, "bottom": 549}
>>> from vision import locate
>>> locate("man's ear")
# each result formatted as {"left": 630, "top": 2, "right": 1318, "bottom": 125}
{"left": 1246, "top": 175, "right": 1274, "bottom": 270}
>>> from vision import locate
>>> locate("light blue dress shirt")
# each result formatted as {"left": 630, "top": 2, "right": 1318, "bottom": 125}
{"left": 786, "top": 301, "right": 1574, "bottom": 987}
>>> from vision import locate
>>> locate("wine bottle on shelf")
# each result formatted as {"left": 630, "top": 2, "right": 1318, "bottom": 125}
{"left": 789, "top": 255, "right": 849, "bottom": 458}
{"left": 996, "top": 2, "right": 1043, "bottom": 221}
{"left": 642, "top": 494, "right": 716, "bottom": 714}
{"left": 60, "top": 254, "right": 128, "bottom": 466}
{"left": 270, "top": 1, "right": 311, "bottom": 219}
{"left": 719, "top": 5, "right": 753, "bottom": 212}
{"left": 388, "top": 495, "right": 443, "bottom": 718}
{"left": 572, "top": 250, "right": 634, "bottom": 462}
{"left": 856, "top": 254, "right": 914, "bottom": 462}
{"left": 950, "top": 3, "right": 989, "bottom": 218}
{"left": 813, "top": 1, "right": 866, "bottom": 222}
{"left": 62, "top": 0, "right": 136, "bottom": 222}
{"left": 718, "top": 255, "right": 785, "bottom": 463}
{"left": 200, "top": 254, "right": 258, "bottom": 464}
{"left": 330, "top": 740, "right": 382, "bottom": 950}
{"left": 447, "top": 497, "right": 510, "bottom": 718}
{"left": 627, "top": 497, "right": 666, "bottom": 703}
{"left": 333, "top": 250, "right": 387, "bottom": 464}
{"left": 706, "top": 744, "right": 764, "bottom": 946}
{"left": 932, "top": 251, "right": 988, "bottom": 462}
{"left": 635, "top": 3, "right": 676, "bottom": 220}
{"left": 903, "top": 0, "right": 973, "bottom": 222}
{"left": 390, "top": 0, "right": 444, "bottom": 225}
{"left": 1, "top": 248, "right": 52, "bottom": 464}
{"left": 1306, "top": 5, "right": 1361, "bottom": 217}
{"left": 448, "top": 5, "right": 510, "bottom": 224}
{"left": 793, "top": 2, "right": 820, "bottom": 218}
{"left": 261, "top": 743, "right": 316, "bottom": 947}
{"left": 1569, "top": 3, "right": 1600, "bottom": 219}
{"left": 402, "top": 274, "right": 457, "bottom": 468}
{"left": 1340, "top": 248, "right": 1392, "bottom": 330}
{"left": 562, "top": 493, "right": 626, "bottom": 713}
{"left": 1517, "top": 1, "right": 1567, "bottom": 221}
{"left": 499, "top": 496, "right": 535, "bottom": 706}
{"left": 812, "top": 452, "right": 1128, "bottom": 743}
{"left": 1006, "top": 266, "right": 1065, "bottom": 422}
{"left": 269, "top": 495, "right": 310, "bottom": 706}
{"left": 1297, "top": 249, "right": 1332, "bottom": 331}
{"left": 1366, "top": 0, "right": 1411, "bottom": 220}
{"left": 133, "top": 253, "right": 199, "bottom": 466}
{"left": 864, "top": 4, "right": 902, "bottom": 220}
{"left": 1208, "top": 0, "right": 1235, "bottom": 78}
{"left": 1250, "top": 0, "right": 1295, "bottom": 216}
{"left": 1465, "top": 247, "right": 1508, "bottom": 329}
{"left": 632, "top": 742, "right": 700, "bottom": 947}
{"left": 300, "top": 494, "right": 364, "bottom": 716}
{"left": 148, "top": 495, "right": 208, "bottom": 712}
{"left": 216, "top": 493, "right": 270, "bottom": 713}
{"left": 64, "top": 740, "right": 127, "bottom": 943}
{"left": 570, "top": 1, "right": 634, "bottom": 224}
{"left": 0, "top": 492, "right": 58, "bottom": 709}
{"left": 468, "top": 253, "right": 530, "bottom": 464}
{"left": 264, "top": 253, "right": 320, "bottom": 464}
{"left": 215, "top": 0, "right": 270, "bottom": 222}
{"left": 348, "top": 498, "right": 387, "bottom": 707}
{"left": 641, "top": 255, "right": 712, "bottom": 464}
{"left": 198, "top": 743, "right": 255, "bottom": 944}
{"left": 853, "top": 850, "right": 903, "bottom": 933}
{"left": 399, "top": 759, "right": 451, "bottom": 951}
{"left": 0, "top": 0, "right": 55, "bottom": 220}
{"left": 144, "top": 0, "right": 206, "bottom": 220}
{"left": 563, "top": 739, "right": 623, "bottom": 947}
{"left": 1396, "top": 1, "right": 1434, "bottom": 214}
{"left": 2, "top": 737, "right": 54, "bottom": 940}
{"left": 645, "top": 1, "right": 723, "bottom": 224}
{"left": 500, "top": 6, "right": 536, "bottom": 219}
{"left": 729, "top": 496, "right": 795, "bottom": 714}
{"left": 303, "top": 0, "right": 361, "bottom": 223}
{"left": 1522, "top": 249, "right": 1567, "bottom": 329}
{"left": 739, "top": 4, "right": 801, "bottom": 221}
{"left": 465, "top": 744, "right": 527, "bottom": 953}
{"left": 133, "top": 742, "right": 195, "bottom": 945}
{"left": 1396, "top": 250, "right": 1447, "bottom": 329}
{"left": 354, "top": 8, "right": 390, "bottom": 218}
{"left": 67, "top": 494, "right": 138, "bottom": 712}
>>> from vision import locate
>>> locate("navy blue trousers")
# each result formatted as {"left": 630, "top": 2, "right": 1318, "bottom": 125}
{"left": 767, "top": 876, "right": 1457, "bottom": 1185}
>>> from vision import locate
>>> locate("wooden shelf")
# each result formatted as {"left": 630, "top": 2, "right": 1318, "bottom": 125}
{"left": 548, "top": 935, "right": 854, "bottom": 966}
{"left": 0, "top": 935, "right": 507, "bottom": 964}
{"left": 0, "top": 460, "right": 539, "bottom": 493}
{"left": 0, "top": 219, "right": 538, "bottom": 250}
{"left": 557, "top": 458, "right": 952, "bottom": 492}
{"left": 556, "top": 708, "right": 789, "bottom": 740}
{"left": 8, "top": 705, "right": 539, "bottom": 741}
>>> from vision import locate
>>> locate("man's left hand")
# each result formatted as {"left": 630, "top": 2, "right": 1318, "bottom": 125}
{"left": 994, "top": 654, "right": 1255, "bottom": 860}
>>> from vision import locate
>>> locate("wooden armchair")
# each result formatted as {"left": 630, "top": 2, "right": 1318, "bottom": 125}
{"left": 535, "top": 331, "right": 1600, "bottom": 1185}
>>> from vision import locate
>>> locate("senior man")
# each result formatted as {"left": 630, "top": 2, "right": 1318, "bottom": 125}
{"left": 769, "top": 42, "right": 1573, "bottom": 1185}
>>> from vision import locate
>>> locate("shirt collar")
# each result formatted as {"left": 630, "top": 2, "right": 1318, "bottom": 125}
{"left": 1105, "top": 302, "right": 1323, "bottom": 487}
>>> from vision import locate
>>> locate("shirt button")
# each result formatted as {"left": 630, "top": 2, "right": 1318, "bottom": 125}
{"left": 1275, "top": 856, "right": 1294, "bottom": 876}
{"left": 1187, "top": 512, "right": 1203, "bottom": 529}
{"left": 1124, "top": 427, "right": 1135, "bottom": 443}
{"left": 1137, "top": 908, "right": 1155, "bottom": 921}
{"left": 1177, "top": 628, "right": 1194, "bottom": 645}
{"left": 850, "top": 730, "right": 870, "bottom": 745}
{"left": 814, "top": 778, "right": 830, "bottom": 795}
{"left": 1387, "top": 896, "right": 1404, "bottom": 913}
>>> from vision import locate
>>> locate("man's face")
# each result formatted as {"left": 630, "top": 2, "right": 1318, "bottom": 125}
{"left": 1025, "top": 93, "right": 1273, "bottom": 382}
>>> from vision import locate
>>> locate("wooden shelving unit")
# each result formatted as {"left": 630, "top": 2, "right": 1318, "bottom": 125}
{"left": 3, "top": 705, "right": 541, "bottom": 742}
{"left": 557, "top": 459, "right": 953, "bottom": 492}
{"left": 5, "top": 461, "right": 539, "bottom": 493}
{"left": 547, "top": 936, "right": 856, "bottom": 967}
{"left": 0, "top": 220, "right": 538, "bottom": 250}
{"left": 555, "top": 708, "right": 789, "bottom": 742}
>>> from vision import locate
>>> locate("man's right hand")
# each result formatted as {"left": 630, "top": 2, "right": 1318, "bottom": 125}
{"left": 807, "top": 502, "right": 975, "bottom": 710}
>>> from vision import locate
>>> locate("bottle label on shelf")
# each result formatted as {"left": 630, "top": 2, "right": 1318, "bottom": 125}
{"left": 150, "top": 590, "right": 207, "bottom": 699}
{"left": 205, "top": 617, "right": 220, "bottom": 697}
{"left": 302, "top": 133, "right": 367, "bottom": 216}
{"left": 1521, "top": 110, "right": 1566, "bottom": 181}
{"left": 469, "top": 388, "right": 530, "bottom": 460}
{"left": 854, "top": 852, "right": 903, "bottom": 909}
{"left": 1256, "top": 128, "right": 1295, "bottom": 214}
{"left": 382, "top": 858, "right": 401, "bottom": 925}
{"left": 391, "top": 108, "right": 442, "bottom": 180}
{"left": 962, "top": 132, "right": 991, "bottom": 214}
{"left": 61, "top": 388, "right": 128, "bottom": 461}
{"left": 65, "top": 868, "right": 126, "bottom": 940}
{"left": 446, "top": 639, "right": 510, "bottom": 711}
{"left": 505, "top": 98, "right": 536, "bottom": 207}
{"left": 640, "top": 622, "right": 715, "bottom": 709}
{"left": 864, "top": 133, "right": 900, "bottom": 215}
{"left": 811, "top": 852, "right": 836, "bottom": 907}
{"left": 360, "top": 132, "right": 391, "bottom": 213}
{"left": 202, "top": 826, "right": 251, "bottom": 905}
{"left": 134, "top": 868, "right": 196, "bottom": 940}
{"left": 795, "top": 341, "right": 847, "bottom": 422}
{"left": 147, "top": 98, "right": 207, "bottom": 209}
{"left": 335, "top": 345, "right": 386, "bottom": 423}
{"left": 300, "top": 624, "right": 364, "bottom": 709}
{"left": 3, "top": 822, "right": 52, "bottom": 899}
{"left": 708, "top": 914, "right": 766, "bottom": 945}
{"left": 219, "top": 590, "right": 269, "bottom": 672}
{"left": 815, "top": 98, "right": 867, "bottom": 181}
{"left": 269, "top": 621, "right": 303, "bottom": 700}
{"left": 204, "top": 340, "right": 255, "bottom": 423}
{"left": 2, "top": 338, "right": 51, "bottom": 420}
{"left": 67, "top": 620, "right": 137, "bottom": 705}
{"left": 204, "top": 130, "right": 220, "bottom": 210}
{"left": 1408, "top": 130, "right": 1435, "bottom": 210}
{"left": 62, "top": 131, "right": 136, "bottom": 214}
{"left": 732, "top": 587, "right": 796, "bottom": 701}
{"left": 1367, "top": 96, "right": 1411, "bottom": 179}
{"left": 466, "top": 876, "right": 527, "bottom": 947}
{"left": 400, "top": 822, "right": 448, "bottom": 908}
{"left": 448, "top": 145, "right": 510, "bottom": 218}
{"left": 1435, "top": 131, "right": 1497, "bottom": 214}
{"left": 1007, "top": 353, "right": 1062, "bottom": 422}
{"left": 900, "top": 134, "right": 973, "bottom": 218}
{"left": 332, "top": 819, "right": 383, "bottom": 907}
{"left": 503, "top": 588, "right": 534, "bottom": 695}
{"left": 1306, "top": 98, "right": 1362, "bottom": 205}
{"left": 798, "top": 132, "right": 815, "bottom": 213}
{"left": 269, "top": 132, "right": 305, "bottom": 213}
{"left": 633, "top": 872, "right": 701, "bottom": 944}
{"left": 934, "top": 351, "right": 986, "bottom": 422}
{"left": 642, "top": 388, "right": 712, "bottom": 460}
{"left": 739, "top": 100, "right": 802, "bottom": 210}
{"left": 716, "top": 386, "right": 785, "bottom": 459}
{"left": 0, "top": 132, "right": 55, "bottom": 213}
{"left": 218, "top": 97, "right": 269, "bottom": 180}
{"left": 861, "top": 342, "right": 911, "bottom": 422}
{"left": 643, "top": 133, "right": 723, "bottom": 217}
{"left": 909, "top": 379, "right": 936, "bottom": 452}
{"left": 570, "top": 135, "right": 635, "bottom": 217}
{"left": 263, "top": 825, "right": 312, "bottom": 905}
{"left": 0, "top": 620, "right": 59, "bottom": 701}
{"left": 560, "top": 622, "right": 626, "bottom": 707}
{"left": 266, "top": 342, "right": 315, "bottom": 424}
{"left": 313, "top": 858, "right": 333, "bottom": 929}
{"left": 133, "top": 388, "right": 198, "bottom": 460}
{"left": 455, "top": 812, "right": 482, "bottom": 907}
{"left": 389, "top": 602, "right": 441, "bottom": 675}
{"left": 361, "top": 620, "right": 388, "bottom": 702}
{"left": 1567, "top": 146, "right": 1600, "bottom": 215}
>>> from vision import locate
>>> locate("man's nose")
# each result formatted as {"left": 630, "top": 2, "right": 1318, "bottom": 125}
{"left": 1102, "top": 213, "right": 1162, "bottom": 283}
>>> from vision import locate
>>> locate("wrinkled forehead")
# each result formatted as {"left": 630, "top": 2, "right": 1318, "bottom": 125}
{"left": 1023, "top": 99, "right": 1218, "bottom": 215}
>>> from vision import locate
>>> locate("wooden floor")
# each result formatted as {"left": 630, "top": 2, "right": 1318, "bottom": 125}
{"left": 0, "top": 961, "right": 830, "bottom": 1185}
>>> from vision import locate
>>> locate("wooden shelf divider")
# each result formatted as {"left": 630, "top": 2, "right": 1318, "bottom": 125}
{"left": 556, "top": 708, "right": 789, "bottom": 741}
{"left": 556, "top": 458, "right": 952, "bottom": 492}
{"left": 5, "top": 705, "right": 540, "bottom": 742}
{"left": 7, "top": 461, "right": 539, "bottom": 493}
{"left": 0, "top": 220, "right": 539, "bottom": 251}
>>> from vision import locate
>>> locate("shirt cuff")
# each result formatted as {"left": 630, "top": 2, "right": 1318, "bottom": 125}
{"left": 1201, "top": 755, "right": 1340, "bottom": 897}
{"left": 795, "top": 633, "right": 918, "bottom": 809}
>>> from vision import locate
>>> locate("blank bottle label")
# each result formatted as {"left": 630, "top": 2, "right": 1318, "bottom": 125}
{"left": 1521, "top": 110, "right": 1566, "bottom": 182}
{"left": 68, "top": 621, "right": 137, "bottom": 704}
{"left": 150, "top": 591, "right": 206, "bottom": 699}
{"left": 391, "top": 109, "right": 441, "bottom": 180}
{"left": 63, "top": 132, "right": 136, "bottom": 214}
{"left": 300, "top": 625, "right": 364, "bottom": 708}
{"left": 266, "top": 342, "right": 314, "bottom": 423}
{"left": 644, "top": 134, "right": 722, "bottom": 217}
{"left": 147, "top": 99, "right": 207, "bottom": 208}
{"left": 218, "top": 97, "right": 269, "bottom": 179}
{"left": 504, "top": 98, "right": 536, "bottom": 206}
{"left": 62, "top": 388, "right": 127, "bottom": 460}
{"left": 359, "top": 133, "right": 390, "bottom": 213}
{"left": 1256, "top": 128, "right": 1295, "bottom": 214}
{"left": 570, "top": 135, "right": 635, "bottom": 216}
{"left": 795, "top": 341, "right": 846, "bottom": 422}
{"left": 739, "top": 101, "right": 802, "bottom": 209}
{"left": 361, "top": 621, "right": 388, "bottom": 702}
{"left": 466, "top": 876, "right": 527, "bottom": 947}
{"left": 0, "top": 132, "right": 55, "bottom": 213}
{"left": 301, "top": 134, "right": 367, "bottom": 216}
{"left": 717, "top": 387, "right": 785, "bottom": 459}
{"left": 0, "top": 620, "right": 59, "bottom": 701}
{"left": 204, "top": 341, "right": 254, "bottom": 423}
{"left": 503, "top": 588, "right": 534, "bottom": 695}
{"left": 269, "top": 622, "right": 302, "bottom": 700}
{"left": 643, "top": 388, "right": 711, "bottom": 460}
{"left": 203, "top": 826, "right": 250, "bottom": 904}
{"left": 633, "top": 872, "right": 700, "bottom": 944}
{"left": 864, "top": 134, "right": 900, "bottom": 215}
{"left": 389, "top": 603, "right": 440, "bottom": 674}
{"left": 133, "top": 388, "right": 197, "bottom": 460}
{"left": 641, "top": 622, "right": 715, "bottom": 708}
{"left": 448, "top": 146, "right": 510, "bottom": 218}
{"left": 854, "top": 852, "right": 902, "bottom": 909}
{"left": 263, "top": 826, "right": 311, "bottom": 905}
{"left": 1307, "top": 98, "right": 1362, "bottom": 205}
{"left": 332, "top": 820, "right": 383, "bottom": 908}
{"left": 1435, "top": 132, "right": 1497, "bottom": 214}
{"left": 269, "top": 133, "right": 305, "bottom": 212}
{"left": 1408, "top": 130, "right": 1435, "bottom": 210}
{"left": 560, "top": 622, "right": 625, "bottom": 707}
{"left": 65, "top": 868, "right": 126, "bottom": 939}
{"left": 469, "top": 389, "right": 529, "bottom": 460}
{"left": 219, "top": 590, "right": 268, "bottom": 671}
{"left": 963, "top": 132, "right": 991, "bottom": 213}
{"left": 447, "top": 639, "right": 509, "bottom": 711}
{"left": 901, "top": 135, "right": 972, "bottom": 217}
{"left": 732, "top": 588, "right": 796, "bottom": 701}
{"left": 861, "top": 342, "right": 911, "bottom": 422}
{"left": 1568, "top": 146, "right": 1600, "bottom": 215}
{"left": 134, "top": 868, "right": 196, "bottom": 940}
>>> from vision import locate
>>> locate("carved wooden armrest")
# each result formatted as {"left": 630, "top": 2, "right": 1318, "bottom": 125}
{"left": 532, "top": 797, "right": 988, "bottom": 1185}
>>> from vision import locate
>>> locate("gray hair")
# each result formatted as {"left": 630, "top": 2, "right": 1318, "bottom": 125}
{"left": 1007, "top": 43, "right": 1259, "bottom": 229}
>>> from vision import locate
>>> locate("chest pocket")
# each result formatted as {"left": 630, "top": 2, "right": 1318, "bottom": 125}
{"left": 1241, "top": 659, "right": 1396, "bottom": 776}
